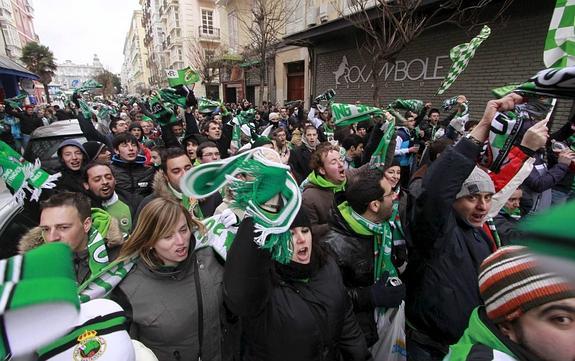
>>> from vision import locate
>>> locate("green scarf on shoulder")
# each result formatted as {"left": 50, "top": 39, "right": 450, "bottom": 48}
{"left": 338, "top": 201, "right": 395, "bottom": 281}
{"left": 307, "top": 171, "right": 346, "bottom": 193}
{"left": 87, "top": 208, "right": 113, "bottom": 277}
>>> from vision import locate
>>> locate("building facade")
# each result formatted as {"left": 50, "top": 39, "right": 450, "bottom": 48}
{"left": 141, "top": 0, "right": 167, "bottom": 89}
{"left": 283, "top": 0, "right": 572, "bottom": 126}
{"left": 123, "top": 10, "right": 151, "bottom": 94}
{"left": 138, "top": 0, "right": 223, "bottom": 98}
{"left": 52, "top": 55, "right": 105, "bottom": 91}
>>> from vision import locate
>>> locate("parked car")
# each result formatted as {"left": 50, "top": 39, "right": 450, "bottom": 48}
{"left": 0, "top": 180, "right": 38, "bottom": 259}
{"left": 23, "top": 119, "right": 87, "bottom": 173}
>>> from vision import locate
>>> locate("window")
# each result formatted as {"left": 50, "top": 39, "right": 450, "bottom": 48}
{"left": 201, "top": 9, "right": 214, "bottom": 34}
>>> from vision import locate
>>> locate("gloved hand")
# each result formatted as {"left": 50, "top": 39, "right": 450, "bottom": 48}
{"left": 219, "top": 208, "right": 238, "bottom": 228}
{"left": 370, "top": 271, "right": 406, "bottom": 308}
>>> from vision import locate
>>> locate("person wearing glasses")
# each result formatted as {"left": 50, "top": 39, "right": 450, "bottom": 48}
{"left": 322, "top": 168, "right": 405, "bottom": 347}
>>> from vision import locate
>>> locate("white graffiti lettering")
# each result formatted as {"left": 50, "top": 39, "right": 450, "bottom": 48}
{"left": 333, "top": 55, "right": 448, "bottom": 85}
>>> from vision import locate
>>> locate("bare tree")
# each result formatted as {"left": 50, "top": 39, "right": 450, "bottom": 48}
{"left": 185, "top": 37, "right": 227, "bottom": 96}
{"left": 333, "top": 0, "right": 514, "bottom": 105}
{"left": 94, "top": 70, "right": 122, "bottom": 99}
{"left": 238, "top": 0, "right": 300, "bottom": 105}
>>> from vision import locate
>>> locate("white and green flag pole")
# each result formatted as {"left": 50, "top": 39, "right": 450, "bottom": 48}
{"left": 544, "top": 0, "right": 575, "bottom": 68}
{"left": 436, "top": 25, "right": 491, "bottom": 95}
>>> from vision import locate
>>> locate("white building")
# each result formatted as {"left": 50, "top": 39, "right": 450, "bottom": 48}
{"left": 123, "top": 10, "right": 151, "bottom": 94}
{"left": 51, "top": 55, "right": 105, "bottom": 90}
{"left": 139, "top": 0, "right": 222, "bottom": 98}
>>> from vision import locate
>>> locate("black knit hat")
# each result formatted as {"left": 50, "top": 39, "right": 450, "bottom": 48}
{"left": 290, "top": 207, "right": 311, "bottom": 229}
{"left": 83, "top": 141, "right": 108, "bottom": 162}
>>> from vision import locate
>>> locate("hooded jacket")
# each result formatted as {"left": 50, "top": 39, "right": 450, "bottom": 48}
{"left": 54, "top": 139, "right": 90, "bottom": 195}
{"left": 110, "top": 154, "right": 154, "bottom": 209}
{"left": 445, "top": 307, "right": 541, "bottom": 361}
{"left": 17, "top": 219, "right": 123, "bottom": 284}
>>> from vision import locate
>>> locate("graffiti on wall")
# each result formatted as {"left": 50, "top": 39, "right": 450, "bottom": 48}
{"left": 333, "top": 55, "right": 449, "bottom": 86}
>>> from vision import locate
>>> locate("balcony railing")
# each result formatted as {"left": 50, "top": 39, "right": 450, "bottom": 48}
{"left": 198, "top": 26, "right": 220, "bottom": 40}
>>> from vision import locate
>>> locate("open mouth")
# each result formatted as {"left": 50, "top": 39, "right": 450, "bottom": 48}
{"left": 470, "top": 213, "right": 486, "bottom": 223}
{"left": 295, "top": 246, "right": 309, "bottom": 261}
{"left": 101, "top": 186, "right": 111, "bottom": 194}
{"left": 175, "top": 247, "right": 188, "bottom": 257}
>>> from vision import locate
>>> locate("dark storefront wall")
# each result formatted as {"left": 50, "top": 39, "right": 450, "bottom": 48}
{"left": 312, "top": 0, "right": 572, "bottom": 128}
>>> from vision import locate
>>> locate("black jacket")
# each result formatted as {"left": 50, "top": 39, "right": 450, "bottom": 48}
{"left": 289, "top": 144, "right": 313, "bottom": 185}
{"left": 322, "top": 204, "right": 378, "bottom": 346}
{"left": 406, "top": 138, "right": 493, "bottom": 347}
{"left": 7, "top": 108, "right": 43, "bottom": 135}
{"left": 493, "top": 212, "right": 523, "bottom": 246}
{"left": 110, "top": 154, "right": 154, "bottom": 209}
{"left": 224, "top": 218, "right": 370, "bottom": 361}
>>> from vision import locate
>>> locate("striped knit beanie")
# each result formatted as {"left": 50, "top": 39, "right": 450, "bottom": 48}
{"left": 479, "top": 246, "right": 575, "bottom": 323}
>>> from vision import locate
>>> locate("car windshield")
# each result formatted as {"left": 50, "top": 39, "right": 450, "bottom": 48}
{"left": 24, "top": 136, "right": 87, "bottom": 172}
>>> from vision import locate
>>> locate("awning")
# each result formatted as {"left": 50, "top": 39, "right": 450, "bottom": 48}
{"left": 239, "top": 59, "right": 260, "bottom": 68}
{"left": 0, "top": 55, "right": 39, "bottom": 80}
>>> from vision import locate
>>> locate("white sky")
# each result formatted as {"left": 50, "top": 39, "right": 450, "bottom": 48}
{"left": 34, "top": 0, "right": 141, "bottom": 74}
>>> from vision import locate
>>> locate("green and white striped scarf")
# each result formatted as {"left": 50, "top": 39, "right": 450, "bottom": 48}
{"left": 437, "top": 25, "right": 491, "bottom": 95}
{"left": 181, "top": 148, "right": 301, "bottom": 264}
{"left": 0, "top": 141, "right": 60, "bottom": 205}
{"left": 331, "top": 103, "right": 384, "bottom": 127}
{"left": 0, "top": 243, "right": 80, "bottom": 359}
{"left": 369, "top": 119, "right": 396, "bottom": 169}
{"left": 338, "top": 201, "right": 395, "bottom": 281}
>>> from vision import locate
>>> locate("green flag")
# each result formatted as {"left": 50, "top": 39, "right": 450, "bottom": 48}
{"left": 4, "top": 90, "right": 28, "bottom": 109}
{"left": 331, "top": 103, "right": 384, "bottom": 126}
{"left": 491, "top": 83, "right": 522, "bottom": 98}
{"left": 370, "top": 118, "right": 396, "bottom": 169}
{"left": 198, "top": 97, "right": 220, "bottom": 114}
{"left": 388, "top": 99, "right": 424, "bottom": 114}
{"left": 544, "top": 0, "right": 575, "bottom": 68}
{"left": 166, "top": 67, "right": 201, "bottom": 87}
{"left": 436, "top": 25, "right": 491, "bottom": 95}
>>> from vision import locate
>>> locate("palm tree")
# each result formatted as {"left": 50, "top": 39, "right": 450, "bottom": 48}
{"left": 20, "top": 41, "right": 58, "bottom": 104}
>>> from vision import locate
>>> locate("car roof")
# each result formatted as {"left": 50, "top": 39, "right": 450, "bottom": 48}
{"left": 31, "top": 119, "right": 82, "bottom": 138}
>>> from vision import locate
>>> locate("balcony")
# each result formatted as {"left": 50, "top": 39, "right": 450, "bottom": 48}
{"left": 198, "top": 26, "right": 220, "bottom": 41}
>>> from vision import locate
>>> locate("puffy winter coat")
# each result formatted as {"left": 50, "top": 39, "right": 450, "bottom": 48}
{"left": 110, "top": 154, "right": 154, "bottom": 208}
{"left": 114, "top": 247, "right": 238, "bottom": 361}
{"left": 224, "top": 218, "right": 370, "bottom": 361}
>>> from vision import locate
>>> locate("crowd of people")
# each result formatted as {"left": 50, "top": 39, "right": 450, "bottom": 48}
{"left": 1, "top": 75, "right": 575, "bottom": 361}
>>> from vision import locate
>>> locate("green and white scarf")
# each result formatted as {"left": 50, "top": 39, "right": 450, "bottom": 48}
{"left": 437, "top": 25, "right": 491, "bottom": 95}
{"left": 331, "top": 103, "right": 384, "bottom": 127}
{"left": 87, "top": 208, "right": 113, "bottom": 277}
{"left": 0, "top": 141, "right": 60, "bottom": 205}
{"left": 388, "top": 99, "right": 424, "bottom": 114}
{"left": 338, "top": 201, "right": 395, "bottom": 281}
{"left": 78, "top": 212, "right": 239, "bottom": 302}
{"left": 369, "top": 119, "right": 396, "bottom": 169}
{"left": 181, "top": 147, "right": 301, "bottom": 264}
{"left": 0, "top": 243, "right": 80, "bottom": 359}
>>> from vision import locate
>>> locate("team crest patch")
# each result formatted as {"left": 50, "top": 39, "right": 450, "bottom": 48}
{"left": 73, "top": 330, "right": 106, "bottom": 360}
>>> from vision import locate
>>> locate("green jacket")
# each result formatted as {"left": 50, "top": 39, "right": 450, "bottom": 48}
{"left": 444, "top": 307, "right": 540, "bottom": 361}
